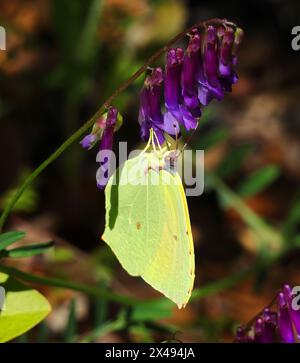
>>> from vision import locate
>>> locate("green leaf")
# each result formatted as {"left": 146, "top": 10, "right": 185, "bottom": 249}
{"left": 64, "top": 299, "right": 77, "bottom": 343}
{"left": 282, "top": 194, "right": 300, "bottom": 240}
{"left": 0, "top": 231, "right": 26, "bottom": 251}
{"left": 237, "top": 165, "right": 280, "bottom": 198}
{"left": 209, "top": 173, "right": 283, "bottom": 253}
{"left": 216, "top": 144, "right": 253, "bottom": 178}
{"left": 0, "top": 273, "right": 51, "bottom": 342}
{"left": 36, "top": 322, "right": 49, "bottom": 343}
{"left": 0, "top": 241, "right": 54, "bottom": 259}
{"left": 79, "top": 310, "right": 127, "bottom": 343}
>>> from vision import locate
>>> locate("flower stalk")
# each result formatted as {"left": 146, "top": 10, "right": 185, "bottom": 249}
{"left": 0, "top": 18, "right": 238, "bottom": 231}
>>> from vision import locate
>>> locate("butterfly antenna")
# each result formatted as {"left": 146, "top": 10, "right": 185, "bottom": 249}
{"left": 150, "top": 129, "right": 157, "bottom": 153}
{"left": 152, "top": 129, "right": 163, "bottom": 152}
{"left": 141, "top": 129, "right": 153, "bottom": 155}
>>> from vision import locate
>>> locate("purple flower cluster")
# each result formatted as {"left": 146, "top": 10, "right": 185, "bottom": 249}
{"left": 80, "top": 107, "right": 118, "bottom": 151}
{"left": 139, "top": 23, "right": 243, "bottom": 144}
{"left": 80, "top": 20, "right": 243, "bottom": 189}
{"left": 235, "top": 285, "right": 300, "bottom": 343}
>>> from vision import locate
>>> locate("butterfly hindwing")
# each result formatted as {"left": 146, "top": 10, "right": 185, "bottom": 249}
{"left": 102, "top": 153, "right": 195, "bottom": 307}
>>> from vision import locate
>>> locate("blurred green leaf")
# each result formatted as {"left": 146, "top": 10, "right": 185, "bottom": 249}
{"left": 131, "top": 299, "right": 173, "bottom": 322}
{"left": 79, "top": 310, "right": 127, "bottom": 343}
{"left": 0, "top": 273, "right": 51, "bottom": 343}
{"left": 0, "top": 231, "right": 26, "bottom": 251}
{"left": 64, "top": 299, "right": 77, "bottom": 343}
{"left": 0, "top": 241, "right": 54, "bottom": 259}
{"left": 53, "top": 247, "right": 75, "bottom": 263}
{"left": 0, "top": 171, "right": 39, "bottom": 213}
{"left": 36, "top": 322, "right": 49, "bottom": 343}
{"left": 129, "top": 324, "right": 154, "bottom": 343}
{"left": 75, "top": 0, "right": 103, "bottom": 64}
{"left": 209, "top": 173, "right": 283, "bottom": 254}
{"left": 237, "top": 165, "right": 280, "bottom": 198}
{"left": 216, "top": 144, "right": 253, "bottom": 178}
{"left": 282, "top": 193, "right": 300, "bottom": 242}
{"left": 196, "top": 127, "right": 230, "bottom": 150}
{"left": 94, "top": 299, "right": 108, "bottom": 328}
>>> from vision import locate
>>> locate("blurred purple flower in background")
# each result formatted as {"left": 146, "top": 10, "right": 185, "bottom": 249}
{"left": 235, "top": 284, "right": 300, "bottom": 343}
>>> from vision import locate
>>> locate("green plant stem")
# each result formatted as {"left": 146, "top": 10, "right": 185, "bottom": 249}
{"left": 0, "top": 18, "right": 232, "bottom": 232}
{"left": 0, "top": 262, "right": 255, "bottom": 307}
{"left": 0, "top": 264, "right": 139, "bottom": 306}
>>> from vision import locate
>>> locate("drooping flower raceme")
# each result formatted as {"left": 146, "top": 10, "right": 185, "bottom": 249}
{"left": 235, "top": 284, "right": 300, "bottom": 343}
{"left": 80, "top": 19, "right": 243, "bottom": 188}
{"left": 140, "top": 22, "right": 243, "bottom": 144}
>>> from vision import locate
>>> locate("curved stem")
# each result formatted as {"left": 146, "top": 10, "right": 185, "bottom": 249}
{"left": 0, "top": 262, "right": 254, "bottom": 307}
{"left": 0, "top": 264, "right": 140, "bottom": 306}
{"left": 0, "top": 18, "right": 230, "bottom": 231}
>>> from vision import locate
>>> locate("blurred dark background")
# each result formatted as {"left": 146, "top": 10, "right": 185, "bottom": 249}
{"left": 1, "top": 0, "right": 300, "bottom": 342}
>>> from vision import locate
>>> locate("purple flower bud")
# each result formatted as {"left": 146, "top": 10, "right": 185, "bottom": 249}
{"left": 139, "top": 68, "right": 165, "bottom": 143}
{"left": 278, "top": 292, "right": 295, "bottom": 343}
{"left": 234, "top": 326, "right": 249, "bottom": 343}
{"left": 163, "top": 48, "right": 183, "bottom": 135}
{"left": 261, "top": 308, "right": 278, "bottom": 343}
{"left": 181, "top": 29, "right": 202, "bottom": 112}
{"left": 218, "top": 27, "right": 235, "bottom": 77}
{"left": 99, "top": 107, "right": 118, "bottom": 152}
{"left": 165, "top": 48, "right": 184, "bottom": 111}
{"left": 96, "top": 107, "right": 118, "bottom": 190}
{"left": 164, "top": 48, "right": 198, "bottom": 133}
{"left": 254, "top": 318, "right": 264, "bottom": 343}
{"left": 197, "top": 26, "right": 224, "bottom": 105}
{"left": 80, "top": 134, "right": 97, "bottom": 149}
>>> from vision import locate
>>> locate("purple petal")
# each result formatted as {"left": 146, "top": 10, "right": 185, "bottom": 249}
{"left": 254, "top": 318, "right": 264, "bottom": 343}
{"left": 203, "top": 26, "right": 220, "bottom": 88}
{"left": 165, "top": 48, "right": 184, "bottom": 111}
{"left": 235, "top": 326, "right": 249, "bottom": 343}
{"left": 99, "top": 107, "right": 118, "bottom": 152}
{"left": 100, "top": 127, "right": 114, "bottom": 151}
{"left": 278, "top": 292, "right": 295, "bottom": 343}
{"left": 198, "top": 81, "right": 224, "bottom": 106}
{"left": 163, "top": 111, "right": 181, "bottom": 136}
{"left": 197, "top": 26, "right": 224, "bottom": 105}
{"left": 139, "top": 68, "right": 164, "bottom": 140}
{"left": 283, "top": 285, "right": 300, "bottom": 338}
{"left": 80, "top": 134, "right": 97, "bottom": 149}
{"left": 106, "top": 106, "right": 118, "bottom": 128}
{"left": 180, "top": 105, "right": 198, "bottom": 131}
{"left": 140, "top": 119, "right": 165, "bottom": 145}
{"left": 96, "top": 156, "right": 110, "bottom": 190}
{"left": 152, "top": 125, "right": 165, "bottom": 145}
{"left": 218, "top": 27, "right": 235, "bottom": 77}
{"left": 261, "top": 308, "right": 278, "bottom": 343}
{"left": 181, "top": 30, "right": 202, "bottom": 110}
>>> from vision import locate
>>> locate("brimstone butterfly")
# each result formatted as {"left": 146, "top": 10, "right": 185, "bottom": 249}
{"left": 102, "top": 150, "right": 195, "bottom": 308}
